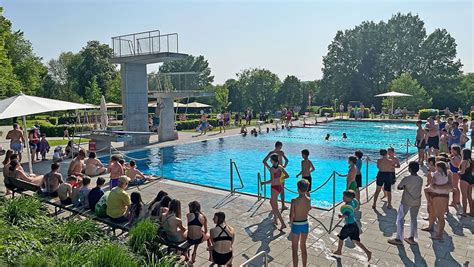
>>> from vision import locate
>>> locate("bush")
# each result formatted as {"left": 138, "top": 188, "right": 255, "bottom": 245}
{"left": 470, "top": 111, "right": 474, "bottom": 119}
{"left": 418, "top": 109, "right": 439, "bottom": 120}
{"left": 47, "top": 116, "right": 58, "bottom": 125}
{"left": 57, "top": 218, "right": 104, "bottom": 243}
{"left": 319, "top": 107, "right": 334, "bottom": 117}
{"left": 58, "top": 117, "right": 76, "bottom": 125}
{"left": 89, "top": 243, "right": 140, "bottom": 267}
{"left": 175, "top": 119, "right": 218, "bottom": 130}
{"left": 129, "top": 219, "right": 158, "bottom": 254}
{"left": 0, "top": 196, "right": 44, "bottom": 226}
{"left": 306, "top": 106, "right": 321, "bottom": 113}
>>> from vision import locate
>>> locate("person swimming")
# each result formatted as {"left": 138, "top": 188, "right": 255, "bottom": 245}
{"left": 325, "top": 134, "right": 330, "bottom": 141}
{"left": 342, "top": 133, "right": 348, "bottom": 139}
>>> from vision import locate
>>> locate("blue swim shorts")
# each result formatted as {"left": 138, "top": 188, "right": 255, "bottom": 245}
{"left": 10, "top": 142, "right": 22, "bottom": 153}
{"left": 291, "top": 220, "right": 309, "bottom": 234}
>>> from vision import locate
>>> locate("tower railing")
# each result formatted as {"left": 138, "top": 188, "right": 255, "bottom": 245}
{"left": 112, "top": 30, "right": 179, "bottom": 58}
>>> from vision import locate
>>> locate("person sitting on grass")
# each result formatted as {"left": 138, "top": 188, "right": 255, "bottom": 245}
{"left": 41, "top": 163, "right": 64, "bottom": 197}
{"left": 290, "top": 179, "right": 311, "bottom": 267}
{"left": 106, "top": 175, "right": 131, "bottom": 223}
{"left": 85, "top": 152, "right": 107, "bottom": 177}
{"left": 88, "top": 177, "right": 106, "bottom": 211}
{"left": 126, "top": 160, "right": 157, "bottom": 186}
{"left": 78, "top": 176, "right": 91, "bottom": 208}
{"left": 57, "top": 175, "right": 78, "bottom": 205}
{"left": 186, "top": 201, "right": 211, "bottom": 264}
{"left": 333, "top": 190, "right": 372, "bottom": 261}
{"left": 388, "top": 161, "right": 423, "bottom": 246}
{"left": 128, "top": 192, "right": 146, "bottom": 225}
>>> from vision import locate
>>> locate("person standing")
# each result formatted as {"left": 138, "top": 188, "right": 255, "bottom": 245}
{"left": 296, "top": 149, "right": 315, "bottom": 192}
{"left": 290, "top": 179, "right": 311, "bottom": 267}
{"left": 372, "top": 149, "right": 394, "bottom": 209}
{"left": 339, "top": 103, "right": 345, "bottom": 119}
{"left": 263, "top": 141, "right": 289, "bottom": 210}
{"left": 6, "top": 123, "right": 25, "bottom": 162}
{"left": 470, "top": 119, "right": 474, "bottom": 150}
{"left": 459, "top": 148, "right": 473, "bottom": 216}
{"left": 425, "top": 117, "right": 440, "bottom": 156}
{"left": 217, "top": 112, "right": 225, "bottom": 133}
{"left": 388, "top": 161, "right": 423, "bottom": 245}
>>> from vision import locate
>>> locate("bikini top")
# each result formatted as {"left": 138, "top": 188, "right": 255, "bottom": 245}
{"left": 188, "top": 212, "right": 203, "bottom": 227}
{"left": 213, "top": 224, "right": 233, "bottom": 242}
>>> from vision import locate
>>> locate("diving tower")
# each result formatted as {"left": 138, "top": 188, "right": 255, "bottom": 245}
{"left": 112, "top": 30, "right": 211, "bottom": 145}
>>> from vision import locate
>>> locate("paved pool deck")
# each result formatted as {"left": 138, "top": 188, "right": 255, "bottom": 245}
{"left": 0, "top": 118, "right": 473, "bottom": 266}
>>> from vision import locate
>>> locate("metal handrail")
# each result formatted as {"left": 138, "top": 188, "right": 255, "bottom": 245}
{"left": 230, "top": 159, "right": 244, "bottom": 194}
{"left": 240, "top": 251, "right": 268, "bottom": 267}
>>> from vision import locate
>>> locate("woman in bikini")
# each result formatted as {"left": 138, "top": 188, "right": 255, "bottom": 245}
{"left": 262, "top": 154, "right": 288, "bottom": 230}
{"left": 210, "top": 212, "right": 234, "bottom": 267}
{"left": 186, "top": 201, "right": 210, "bottom": 264}
{"left": 162, "top": 199, "right": 187, "bottom": 243}
{"left": 459, "top": 148, "right": 474, "bottom": 216}
{"left": 449, "top": 145, "right": 462, "bottom": 207}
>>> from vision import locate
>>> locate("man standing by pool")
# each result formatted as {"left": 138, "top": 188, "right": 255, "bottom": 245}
{"left": 263, "top": 141, "right": 289, "bottom": 211}
{"left": 6, "top": 123, "right": 25, "bottom": 162}
{"left": 425, "top": 117, "right": 440, "bottom": 156}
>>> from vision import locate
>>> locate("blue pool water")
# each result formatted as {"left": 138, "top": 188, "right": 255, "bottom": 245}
{"left": 107, "top": 121, "right": 420, "bottom": 209}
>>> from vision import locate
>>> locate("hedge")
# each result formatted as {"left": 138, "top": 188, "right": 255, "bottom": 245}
{"left": 175, "top": 119, "right": 219, "bottom": 130}
{"left": 319, "top": 107, "right": 334, "bottom": 117}
{"left": 349, "top": 108, "right": 370, "bottom": 118}
{"left": 418, "top": 109, "right": 439, "bottom": 120}
{"left": 470, "top": 111, "right": 474, "bottom": 119}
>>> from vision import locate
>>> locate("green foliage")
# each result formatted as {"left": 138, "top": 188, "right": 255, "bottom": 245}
{"left": 320, "top": 13, "right": 462, "bottom": 110}
{"left": 458, "top": 73, "right": 474, "bottom": 111}
{"left": 238, "top": 68, "right": 280, "bottom": 112}
{"left": 418, "top": 109, "right": 439, "bottom": 120}
{"left": 158, "top": 55, "right": 214, "bottom": 88}
{"left": 0, "top": 196, "right": 43, "bottom": 226}
{"left": 0, "top": 224, "right": 45, "bottom": 265}
{"left": 226, "top": 79, "right": 243, "bottom": 111}
{"left": 57, "top": 218, "right": 104, "bottom": 243}
{"left": 214, "top": 84, "right": 229, "bottom": 111}
{"left": 84, "top": 76, "right": 102, "bottom": 105}
{"left": 88, "top": 242, "right": 140, "bottom": 267}
{"left": 128, "top": 219, "right": 158, "bottom": 254}
{"left": 175, "top": 119, "right": 218, "bottom": 130}
{"left": 0, "top": 9, "right": 21, "bottom": 97}
{"left": 47, "top": 116, "right": 58, "bottom": 125}
{"left": 307, "top": 106, "right": 321, "bottom": 113}
{"left": 386, "top": 73, "right": 432, "bottom": 111}
{"left": 319, "top": 107, "right": 334, "bottom": 117}
{"left": 470, "top": 111, "right": 474, "bottom": 120}
{"left": 277, "top": 75, "right": 302, "bottom": 109}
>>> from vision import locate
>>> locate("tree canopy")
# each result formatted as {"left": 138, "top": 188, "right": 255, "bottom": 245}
{"left": 383, "top": 73, "right": 431, "bottom": 111}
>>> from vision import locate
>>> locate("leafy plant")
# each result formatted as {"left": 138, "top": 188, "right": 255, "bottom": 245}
{"left": 128, "top": 219, "right": 158, "bottom": 254}
{"left": 57, "top": 218, "right": 105, "bottom": 243}
{"left": 418, "top": 109, "right": 439, "bottom": 120}
{"left": 319, "top": 107, "right": 334, "bottom": 117}
{"left": 88, "top": 242, "right": 139, "bottom": 267}
{"left": 0, "top": 196, "right": 44, "bottom": 226}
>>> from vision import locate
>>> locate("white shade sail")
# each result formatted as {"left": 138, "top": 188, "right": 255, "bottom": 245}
{"left": 374, "top": 91, "right": 412, "bottom": 97}
{"left": 0, "top": 93, "right": 93, "bottom": 119}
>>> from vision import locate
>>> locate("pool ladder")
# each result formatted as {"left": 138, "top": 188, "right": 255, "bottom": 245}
{"left": 229, "top": 159, "right": 244, "bottom": 194}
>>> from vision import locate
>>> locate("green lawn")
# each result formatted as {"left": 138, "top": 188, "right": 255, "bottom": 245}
{"left": 48, "top": 138, "right": 89, "bottom": 147}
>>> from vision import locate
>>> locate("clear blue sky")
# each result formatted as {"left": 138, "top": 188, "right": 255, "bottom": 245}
{"left": 3, "top": 0, "right": 473, "bottom": 84}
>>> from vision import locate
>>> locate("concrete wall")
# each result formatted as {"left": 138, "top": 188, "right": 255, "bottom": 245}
{"left": 158, "top": 97, "right": 177, "bottom": 142}
{"left": 121, "top": 63, "right": 150, "bottom": 146}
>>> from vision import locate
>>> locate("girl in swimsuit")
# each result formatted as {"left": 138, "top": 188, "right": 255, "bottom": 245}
{"left": 210, "top": 212, "right": 234, "bottom": 267}
{"left": 340, "top": 156, "right": 358, "bottom": 192}
{"left": 154, "top": 196, "right": 171, "bottom": 226}
{"left": 449, "top": 145, "right": 462, "bottom": 207}
{"left": 162, "top": 199, "right": 187, "bottom": 243}
{"left": 424, "top": 162, "right": 451, "bottom": 196}
{"left": 262, "top": 154, "right": 288, "bottom": 230}
{"left": 459, "top": 148, "right": 473, "bottom": 216}
{"left": 186, "top": 201, "right": 210, "bottom": 264}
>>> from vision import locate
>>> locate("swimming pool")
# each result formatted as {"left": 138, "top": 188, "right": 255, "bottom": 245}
{"left": 109, "top": 120, "right": 420, "bottom": 209}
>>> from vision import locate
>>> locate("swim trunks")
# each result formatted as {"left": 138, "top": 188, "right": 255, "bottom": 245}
{"left": 355, "top": 174, "right": 362, "bottom": 188}
{"left": 271, "top": 184, "right": 283, "bottom": 193}
{"left": 427, "top": 136, "right": 439, "bottom": 149}
{"left": 416, "top": 139, "right": 426, "bottom": 150}
{"left": 449, "top": 163, "right": 459, "bottom": 173}
{"left": 302, "top": 176, "right": 312, "bottom": 191}
{"left": 10, "top": 142, "right": 22, "bottom": 153}
{"left": 376, "top": 171, "right": 393, "bottom": 192}
{"left": 128, "top": 178, "right": 145, "bottom": 186}
{"left": 349, "top": 180, "right": 357, "bottom": 191}
{"left": 110, "top": 178, "right": 119, "bottom": 189}
{"left": 338, "top": 222, "right": 360, "bottom": 241}
{"left": 390, "top": 172, "right": 396, "bottom": 185}
{"left": 291, "top": 220, "right": 309, "bottom": 234}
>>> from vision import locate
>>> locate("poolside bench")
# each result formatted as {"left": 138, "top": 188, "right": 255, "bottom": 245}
{"left": 157, "top": 231, "right": 192, "bottom": 253}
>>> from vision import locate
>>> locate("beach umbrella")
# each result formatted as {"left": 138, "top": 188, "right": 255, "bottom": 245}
{"left": 100, "top": 95, "right": 108, "bottom": 130}
{"left": 0, "top": 93, "right": 92, "bottom": 173}
{"left": 374, "top": 91, "right": 412, "bottom": 115}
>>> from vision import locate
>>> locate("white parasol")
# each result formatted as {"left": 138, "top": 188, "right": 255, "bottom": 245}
{"left": 375, "top": 91, "right": 412, "bottom": 115}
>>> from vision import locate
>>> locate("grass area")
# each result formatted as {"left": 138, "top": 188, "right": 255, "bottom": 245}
{"left": 47, "top": 138, "right": 89, "bottom": 147}
{"left": 179, "top": 119, "right": 263, "bottom": 132}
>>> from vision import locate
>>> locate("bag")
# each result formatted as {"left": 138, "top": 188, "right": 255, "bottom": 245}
{"left": 95, "top": 191, "right": 110, "bottom": 217}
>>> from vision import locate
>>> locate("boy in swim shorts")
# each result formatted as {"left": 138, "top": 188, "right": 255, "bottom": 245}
{"left": 296, "top": 149, "right": 315, "bottom": 193}
{"left": 354, "top": 150, "right": 363, "bottom": 201}
{"left": 290, "top": 179, "right": 311, "bottom": 267}
{"left": 333, "top": 190, "right": 372, "bottom": 261}
{"left": 373, "top": 149, "right": 394, "bottom": 209}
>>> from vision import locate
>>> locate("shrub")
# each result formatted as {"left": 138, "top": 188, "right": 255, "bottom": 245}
{"left": 319, "top": 107, "right": 334, "bottom": 117}
{"left": 47, "top": 116, "right": 58, "bottom": 125}
{"left": 58, "top": 117, "right": 76, "bottom": 125}
{"left": 0, "top": 196, "right": 44, "bottom": 226}
{"left": 307, "top": 106, "right": 321, "bottom": 113}
{"left": 57, "top": 218, "right": 104, "bottom": 243}
{"left": 0, "top": 226, "right": 45, "bottom": 265}
{"left": 89, "top": 242, "right": 140, "bottom": 267}
{"left": 175, "top": 119, "right": 218, "bottom": 130}
{"left": 129, "top": 219, "right": 158, "bottom": 254}
{"left": 470, "top": 111, "right": 474, "bottom": 119}
{"left": 418, "top": 109, "right": 439, "bottom": 120}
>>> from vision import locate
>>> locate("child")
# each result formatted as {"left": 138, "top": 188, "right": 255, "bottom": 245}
{"left": 263, "top": 141, "right": 289, "bottom": 211}
{"left": 296, "top": 149, "right": 315, "bottom": 192}
{"left": 388, "top": 161, "right": 423, "bottom": 246}
{"left": 78, "top": 176, "right": 91, "bottom": 208}
{"left": 38, "top": 134, "right": 50, "bottom": 161}
{"left": 57, "top": 176, "right": 78, "bottom": 205}
{"left": 424, "top": 162, "right": 451, "bottom": 195}
{"left": 126, "top": 160, "right": 157, "bottom": 186}
{"left": 415, "top": 120, "right": 426, "bottom": 165}
{"left": 439, "top": 129, "right": 449, "bottom": 153}
{"left": 354, "top": 150, "right": 363, "bottom": 201}
{"left": 88, "top": 177, "right": 105, "bottom": 211}
{"left": 108, "top": 155, "right": 124, "bottom": 189}
{"left": 342, "top": 133, "right": 347, "bottom": 140}
{"left": 262, "top": 154, "right": 288, "bottom": 230}
{"left": 382, "top": 147, "right": 400, "bottom": 200}
{"left": 325, "top": 134, "right": 330, "bottom": 141}
{"left": 333, "top": 190, "right": 372, "bottom": 261}
{"left": 129, "top": 192, "right": 145, "bottom": 225}
{"left": 290, "top": 179, "right": 311, "bottom": 267}
{"left": 53, "top": 146, "right": 64, "bottom": 163}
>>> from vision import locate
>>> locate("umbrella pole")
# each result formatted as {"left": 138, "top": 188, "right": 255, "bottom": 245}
{"left": 22, "top": 115, "right": 33, "bottom": 174}
{"left": 391, "top": 97, "right": 394, "bottom": 118}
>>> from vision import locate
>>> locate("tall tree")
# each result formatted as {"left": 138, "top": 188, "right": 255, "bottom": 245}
{"left": 277, "top": 75, "right": 302, "bottom": 109}
{"left": 213, "top": 85, "right": 229, "bottom": 111}
{"left": 159, "top": 55, "right": 214, "bottom": 89}
{"left": 225, "top": 79, "right": 243, "bottom": 111}
{"left": 385, "top": 73, "right": 431, "bottom": 111}
{"left": 238, "top": 68, "right": 280, "bottom": 112}
{"left": 84, "top": 76, "right": 102, "bottom": 105}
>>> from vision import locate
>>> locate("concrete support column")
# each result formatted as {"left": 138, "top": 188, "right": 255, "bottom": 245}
{"left": 158, "top": 97, "right": 177, "bottom": 142}
{"left": 121, "top": 63, "right": 150, "bottom": 146}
